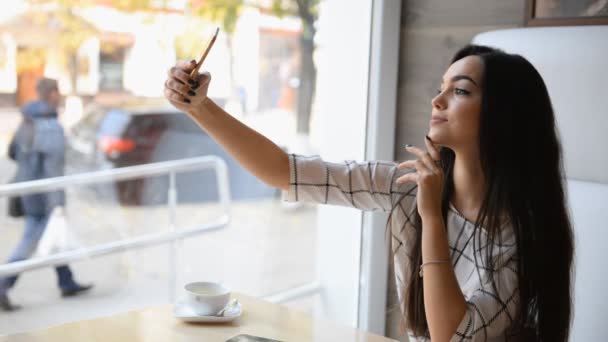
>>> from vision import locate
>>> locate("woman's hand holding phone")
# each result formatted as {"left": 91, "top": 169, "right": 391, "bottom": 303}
{"left": 165, "top": 27, "right": 218, "bottom": 116}
{"left": 164, "top": 60, "right": 211, "bottom": 116}
{"left": 162, "top": 27, "right": 290, "bottom": 191}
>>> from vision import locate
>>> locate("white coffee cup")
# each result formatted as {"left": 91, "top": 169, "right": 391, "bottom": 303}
{"left": 184, "top": 281, "right": 231, "bottom": 316}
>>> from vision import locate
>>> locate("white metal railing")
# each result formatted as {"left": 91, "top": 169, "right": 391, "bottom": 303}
{"left": 0, "top": 155, "right": 322, "bottom": 305}
{"left": 0, "top": 156, "right": 231, "bottom": 298}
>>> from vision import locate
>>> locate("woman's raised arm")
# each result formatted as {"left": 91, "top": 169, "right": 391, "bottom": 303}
{"left": 164, "top": 60, "right": 289, "bottom": 191}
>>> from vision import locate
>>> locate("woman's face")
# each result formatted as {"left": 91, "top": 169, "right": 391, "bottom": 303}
{"left": 428, "top": 55, "right": 483, "bottom": 151}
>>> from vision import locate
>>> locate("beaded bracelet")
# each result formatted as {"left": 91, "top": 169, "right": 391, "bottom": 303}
{"left": 419, "top": 260, "right": 451, "bottom": 278}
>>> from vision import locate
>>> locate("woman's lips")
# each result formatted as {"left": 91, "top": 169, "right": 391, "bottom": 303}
{"left": 430, "top": 118, "right": 448, "bottom": 125}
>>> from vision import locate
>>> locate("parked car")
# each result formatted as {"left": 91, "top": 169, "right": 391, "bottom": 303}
{"left": 66, "top": 100, "right": 276, "bottom": 205}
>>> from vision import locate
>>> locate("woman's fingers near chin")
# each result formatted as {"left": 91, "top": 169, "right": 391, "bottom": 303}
{"left": 405, "top": 145, "right": 426, "bottom": 158}
{"left": 396, "top": 173, "right": 417, "bottom": 184}
{"left": 397, "top": 160, "right": 413, "bottom": 170}
{"left": 424, "top": 135, "right": 441, "bottom": 160}
{"left": 397, "top": 160, "right": 417, "bottom": 170}
{"left": 419, "top": 153, "right": 440, "bottom": 173}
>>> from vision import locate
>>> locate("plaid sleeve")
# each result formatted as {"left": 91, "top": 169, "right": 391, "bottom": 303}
{"left": 282, "top": 154, "right": 411, "bottom": 212}
{"left": 450, "top": 256, "right": 519, "bottom": 342}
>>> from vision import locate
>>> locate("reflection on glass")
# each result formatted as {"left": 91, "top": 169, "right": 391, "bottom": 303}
{"left": 535, "top": 0, "right": 608, "bottom": 18}
{"left": 0, "top": 0, "right": 321, "bottom": 334}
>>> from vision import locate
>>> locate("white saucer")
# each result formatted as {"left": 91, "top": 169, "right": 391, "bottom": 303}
{"left": 173, "top": 300, "right": 242, "bottom": 323}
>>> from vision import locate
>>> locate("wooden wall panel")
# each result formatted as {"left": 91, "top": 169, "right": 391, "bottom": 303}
{"left": 404, "top": 0, "right": 526, "bottom": 28}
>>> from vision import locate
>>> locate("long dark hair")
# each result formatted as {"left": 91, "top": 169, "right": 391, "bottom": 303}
{"left": 390, "top": 45, "right": 574, "bottom": 341}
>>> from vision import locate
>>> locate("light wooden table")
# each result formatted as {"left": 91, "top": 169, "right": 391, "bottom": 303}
{"left": 1, "top": 293, "right": 398, "bottom": 342}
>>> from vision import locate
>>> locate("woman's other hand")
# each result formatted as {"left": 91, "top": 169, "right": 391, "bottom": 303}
{"left": 396, "top": 136, "right": 444, "bottom": 220}
{"left": 164, "top": 60, "right": 212, "bottom": 115}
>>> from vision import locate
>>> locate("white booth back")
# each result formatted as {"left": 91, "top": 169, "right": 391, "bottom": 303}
{"left": 473, "top": 26, "right": 608, "bottom": 341}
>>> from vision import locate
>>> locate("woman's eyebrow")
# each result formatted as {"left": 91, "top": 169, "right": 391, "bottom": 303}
{"left": 449, "top": 75, "right": 479, "bottom": 87}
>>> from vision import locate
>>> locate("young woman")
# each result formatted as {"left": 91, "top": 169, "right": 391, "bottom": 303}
{"left": 163, "top": 45, "right": 574, "bottom": 342}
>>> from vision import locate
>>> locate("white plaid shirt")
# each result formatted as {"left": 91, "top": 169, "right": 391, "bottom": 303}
{"left": 282, "top": 154, "right": 520, "bottom": 342}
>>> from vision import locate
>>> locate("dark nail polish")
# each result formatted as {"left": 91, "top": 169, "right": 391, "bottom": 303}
{"left": 190, "top": 82, "right": 200, "bottom": 90}
{"left": 188, "top": 90, "right": 196, "bottom": 96}
{"left": 184, "top": 98, "right": 191, "bottom": 104}
{"left": 187, "top": 79, "right": 195, "bottom": 85}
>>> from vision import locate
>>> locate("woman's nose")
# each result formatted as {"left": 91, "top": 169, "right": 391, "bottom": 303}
{"left": 431, "top": 92, "right": 446, "bottom": 110}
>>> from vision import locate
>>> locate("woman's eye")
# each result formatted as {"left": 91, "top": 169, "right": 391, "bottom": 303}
{"left": 455, "top": 88, "right": 470, "bottom": 95}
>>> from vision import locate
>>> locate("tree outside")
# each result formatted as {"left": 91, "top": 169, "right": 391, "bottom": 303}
{"left": 190, "top": 0, "right": 320, "bottom": 133}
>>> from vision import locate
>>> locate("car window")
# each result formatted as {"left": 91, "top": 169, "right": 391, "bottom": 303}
{"left": 71, "top": 107, "right": 105, "bottom": 138}
{"left": 164, "top": 112, "right": 203, "bottom": 133}
{"left": 128, "top": 114, "right": 168, "bottom": 137}
{"left": 97, "top": 109, "right": 131, "bottom": 137}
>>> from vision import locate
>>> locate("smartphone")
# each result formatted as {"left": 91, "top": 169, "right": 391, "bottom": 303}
{"left": 190, "top": 27, "right": 220, "bottom": 79}
{"left": 224, "top": 334, "right": 283, "bottom": 342}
